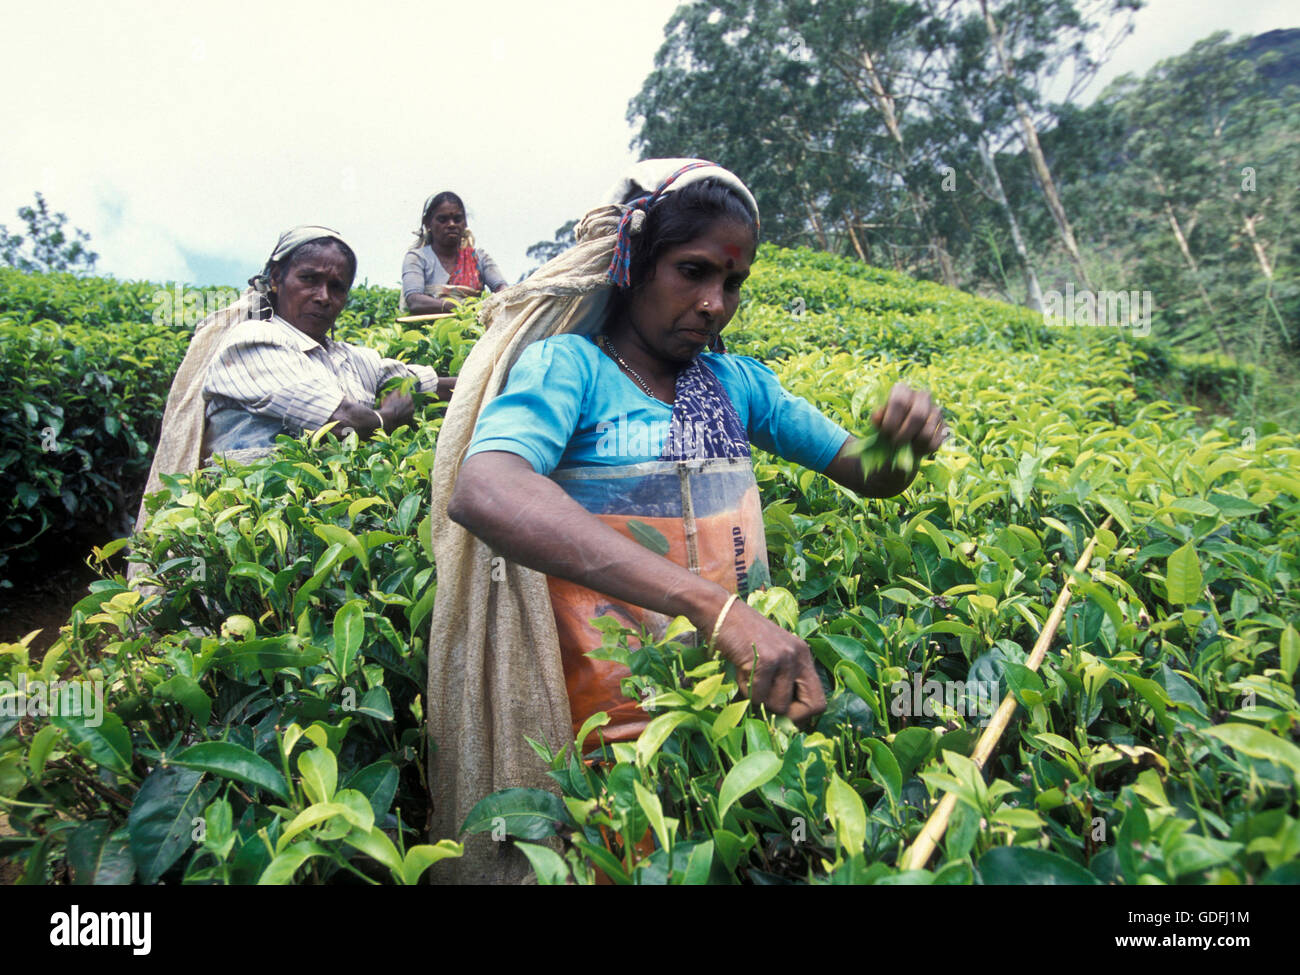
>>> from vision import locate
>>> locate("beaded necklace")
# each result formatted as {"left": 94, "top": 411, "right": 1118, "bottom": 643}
{"left": 598, "top": 334, "right": 672, "bottom": 404}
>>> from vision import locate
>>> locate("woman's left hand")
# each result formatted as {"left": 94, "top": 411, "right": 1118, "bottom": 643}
{"left": 822, "top": 382, "right": 949, "bottom": 499}
{"left": 378, "top": 390, "right": 416, "bottom": 431}
{"left": 870, "top": 382, "right": 948, "bottom": 458}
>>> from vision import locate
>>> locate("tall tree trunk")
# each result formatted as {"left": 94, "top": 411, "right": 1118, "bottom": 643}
{"left": 935, "top": 234, "right": 959, "bottom": 289}
{"left": 844, "top": 211, "right": 868, "bottom": 263}
{"left": 963, "top": 93, "right": 1043, "bottom": 311}
{"left": 1152, "top": 177, "right": 1231, "bottom": 355}
{"left": 855, "top": 45, "right": 959, "bottom": 287}
{"left": 1238, "top": 213, "right": 1274, "bottom": 281}
{"left": 978, "top": 136, "right": 1044, "bottom": 312}
{"left": 979, "top": 0, "right": 1092, "bottom": 289}
{"left": 804, "top": 195, "right": 829, "bottom": 250}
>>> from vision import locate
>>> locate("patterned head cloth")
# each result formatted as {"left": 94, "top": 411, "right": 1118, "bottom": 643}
{"left": 605, "top": 159, "right": 761, "bottom": 288}
{"left": 248, "top": 225, "right": 350, "bottom": 296}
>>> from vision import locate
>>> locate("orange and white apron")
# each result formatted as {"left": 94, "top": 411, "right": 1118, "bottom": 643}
{"left": 546, "top": 354, "right": 770, "bottom": 742}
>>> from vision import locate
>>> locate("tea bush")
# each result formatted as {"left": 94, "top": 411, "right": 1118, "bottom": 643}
{"left": 1, "top": 249, "right": 1294, "bottom": 884}
{"left": 0, "top": 316, "right": 189, "bottom": 584}
{"left": 0, "top": 294, "right": 481, "bottom": 883}
{"left": 460, "top": 326, "right": 1299, "bottom": 884}
{"left": 0, "top": 277, "right": 460, "bottom": 588}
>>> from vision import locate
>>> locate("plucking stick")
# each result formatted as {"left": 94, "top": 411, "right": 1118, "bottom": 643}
{"left": 899, "top": 515, "right": 1116, "bottom": 871}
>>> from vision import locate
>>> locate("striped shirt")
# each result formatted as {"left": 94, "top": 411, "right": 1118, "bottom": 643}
{"left": 203, "top": 315, "right": 440, "bottom": 433}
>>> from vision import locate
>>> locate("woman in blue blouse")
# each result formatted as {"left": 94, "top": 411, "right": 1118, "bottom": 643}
{"left": 445, "top": 161, "right": 949, "bottom": 741}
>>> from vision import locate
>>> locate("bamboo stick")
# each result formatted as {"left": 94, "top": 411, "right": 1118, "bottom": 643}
{"left": 395, "top": 313, "right": 455, "bottom": 324}
{"left": 899, "top": 515, "right": 1115, "bottom": 872}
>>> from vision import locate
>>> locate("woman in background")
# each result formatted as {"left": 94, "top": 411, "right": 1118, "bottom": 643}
{"left": 401, "top": 192, "right": 507, "bottom": 314}
{"left": 204, "top": 227, "right": 452, "bottom": 453}
{"left": 133, "top": 225, "right": 451, "bottom": 545}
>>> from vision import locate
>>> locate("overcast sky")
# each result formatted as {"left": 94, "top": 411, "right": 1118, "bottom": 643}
{"left": 2, "top": 0, "right": 1295, "bottom": 292}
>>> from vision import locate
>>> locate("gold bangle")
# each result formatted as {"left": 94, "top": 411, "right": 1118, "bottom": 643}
{"left": 709, "top": 593, "right": 740, "bottom": 652}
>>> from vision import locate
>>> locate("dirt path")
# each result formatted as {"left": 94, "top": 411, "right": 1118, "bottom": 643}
{"left": 0, "top": 814, "right": 21, "bottom": 885}
{"left": 0, "top": 549, "right": 102, "bottom": 655}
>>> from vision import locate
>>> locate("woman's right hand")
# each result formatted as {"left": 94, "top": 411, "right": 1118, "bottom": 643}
{"left": 709, "top": 599, "right": 827, "bottom": 724}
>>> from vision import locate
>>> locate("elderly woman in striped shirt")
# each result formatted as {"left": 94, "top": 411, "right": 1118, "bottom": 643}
{"left": 202, "top": 226, "right": 454, "bottom": 454}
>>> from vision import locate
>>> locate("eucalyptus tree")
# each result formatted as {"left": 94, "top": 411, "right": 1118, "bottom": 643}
{"left": 916, "top": 4, "right": 1047, "bottom": 310}
{"left": 1105, "top": 33, "right": 1298, "bottom": 366}
{"left": 630, "top": 0, "right": 878, "bottom": 253}
{"left": 965, "top": 0, "right": 1142, "bottom": 289}
{"left": 787, "top": 0, "right": 963, "bottom": 285}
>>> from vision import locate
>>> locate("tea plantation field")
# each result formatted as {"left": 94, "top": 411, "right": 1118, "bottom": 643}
{"left": 0, "top": 248, "right": 1296, "bottom": 885}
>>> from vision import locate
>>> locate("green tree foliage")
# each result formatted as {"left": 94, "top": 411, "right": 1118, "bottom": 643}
{"left": 630, "top": 0, "right": 880, "bottom": 252}
{"left": 630, "top": 5, "right": 1296, "bottom": 424}
{"left": 0, "top": 193, "right": 99, "bottom": 275}
{"left": 1048, "top": 32, "right": 1299, "bottom": 420}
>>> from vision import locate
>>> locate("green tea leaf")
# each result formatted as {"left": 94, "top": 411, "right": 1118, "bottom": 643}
{"left": 127, "top": 766, "right": 217, "bottom": 884}
{"left": 173, "top": 741, "right": 290, "bottom": 802}
{"left": 717, "top": 751, "right": 781, "bottom": 821}
{"left": 332, "top": 599, "right": 365, "bottom": 678}
{"left": 627, "top": 519, "right": 670, "bottom": 556}
{"left": 978, "top": 847, "right": 1100, "bottom": 885}
{"left": 298, "top": 746, "right": 338, "bottom": 805}
{"left": 636, "top": 710, "right": 696, "bottom": 768}
{"left": 400, "top": 840, "right": 463, "bottom": 884}
{"left": 826, "top": 773, "right": 866, "bottom": 855}
{"left": 460, "top": 788, "right": 569, "bottom": 839}
{"left": 1166, "top": 541, "right": 1203, "bottom": 605}
{"left": 154, "top": 674, "right": 211, "bottom": 728}
{"left": 1280, "top": 625, "right": 1298, "bottom": 683}
{"left": 68, "top": 821, "right": 135, "bottom": 886}
{"left": 515, "top": 841, "right": 570, "bottom": 885}
{"left": 258, "top": 841, "right": 332, "bottom": 885}
{"left": 1205, "top": 724, "right": 1300, "bottom": 786}
{"left": 892, "top": 726, "right": 937, "bottom": 780}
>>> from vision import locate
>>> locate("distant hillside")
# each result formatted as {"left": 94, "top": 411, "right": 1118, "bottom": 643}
{"left": 1247, "top": 27, "right": 1300, "bottom": 94}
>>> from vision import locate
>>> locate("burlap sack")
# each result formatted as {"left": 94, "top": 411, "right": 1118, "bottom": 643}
{"left": 425, "top": 206, "right": 621, "bottom": 883}
{"left": 128, "top": 291, "right": 271, "bottom": 577}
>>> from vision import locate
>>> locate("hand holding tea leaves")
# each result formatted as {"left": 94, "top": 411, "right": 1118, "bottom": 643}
{"left": 868, "top": 382, "right": 948, "bottom": 470}
{"left": 378, "top": 388, "right": 416, "bottom": 430}
{"left": 708, "top": 595, "right": 827, "bottom": 724}
{"left": 826, "top": 382, "right": 948, "bottom": 497}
